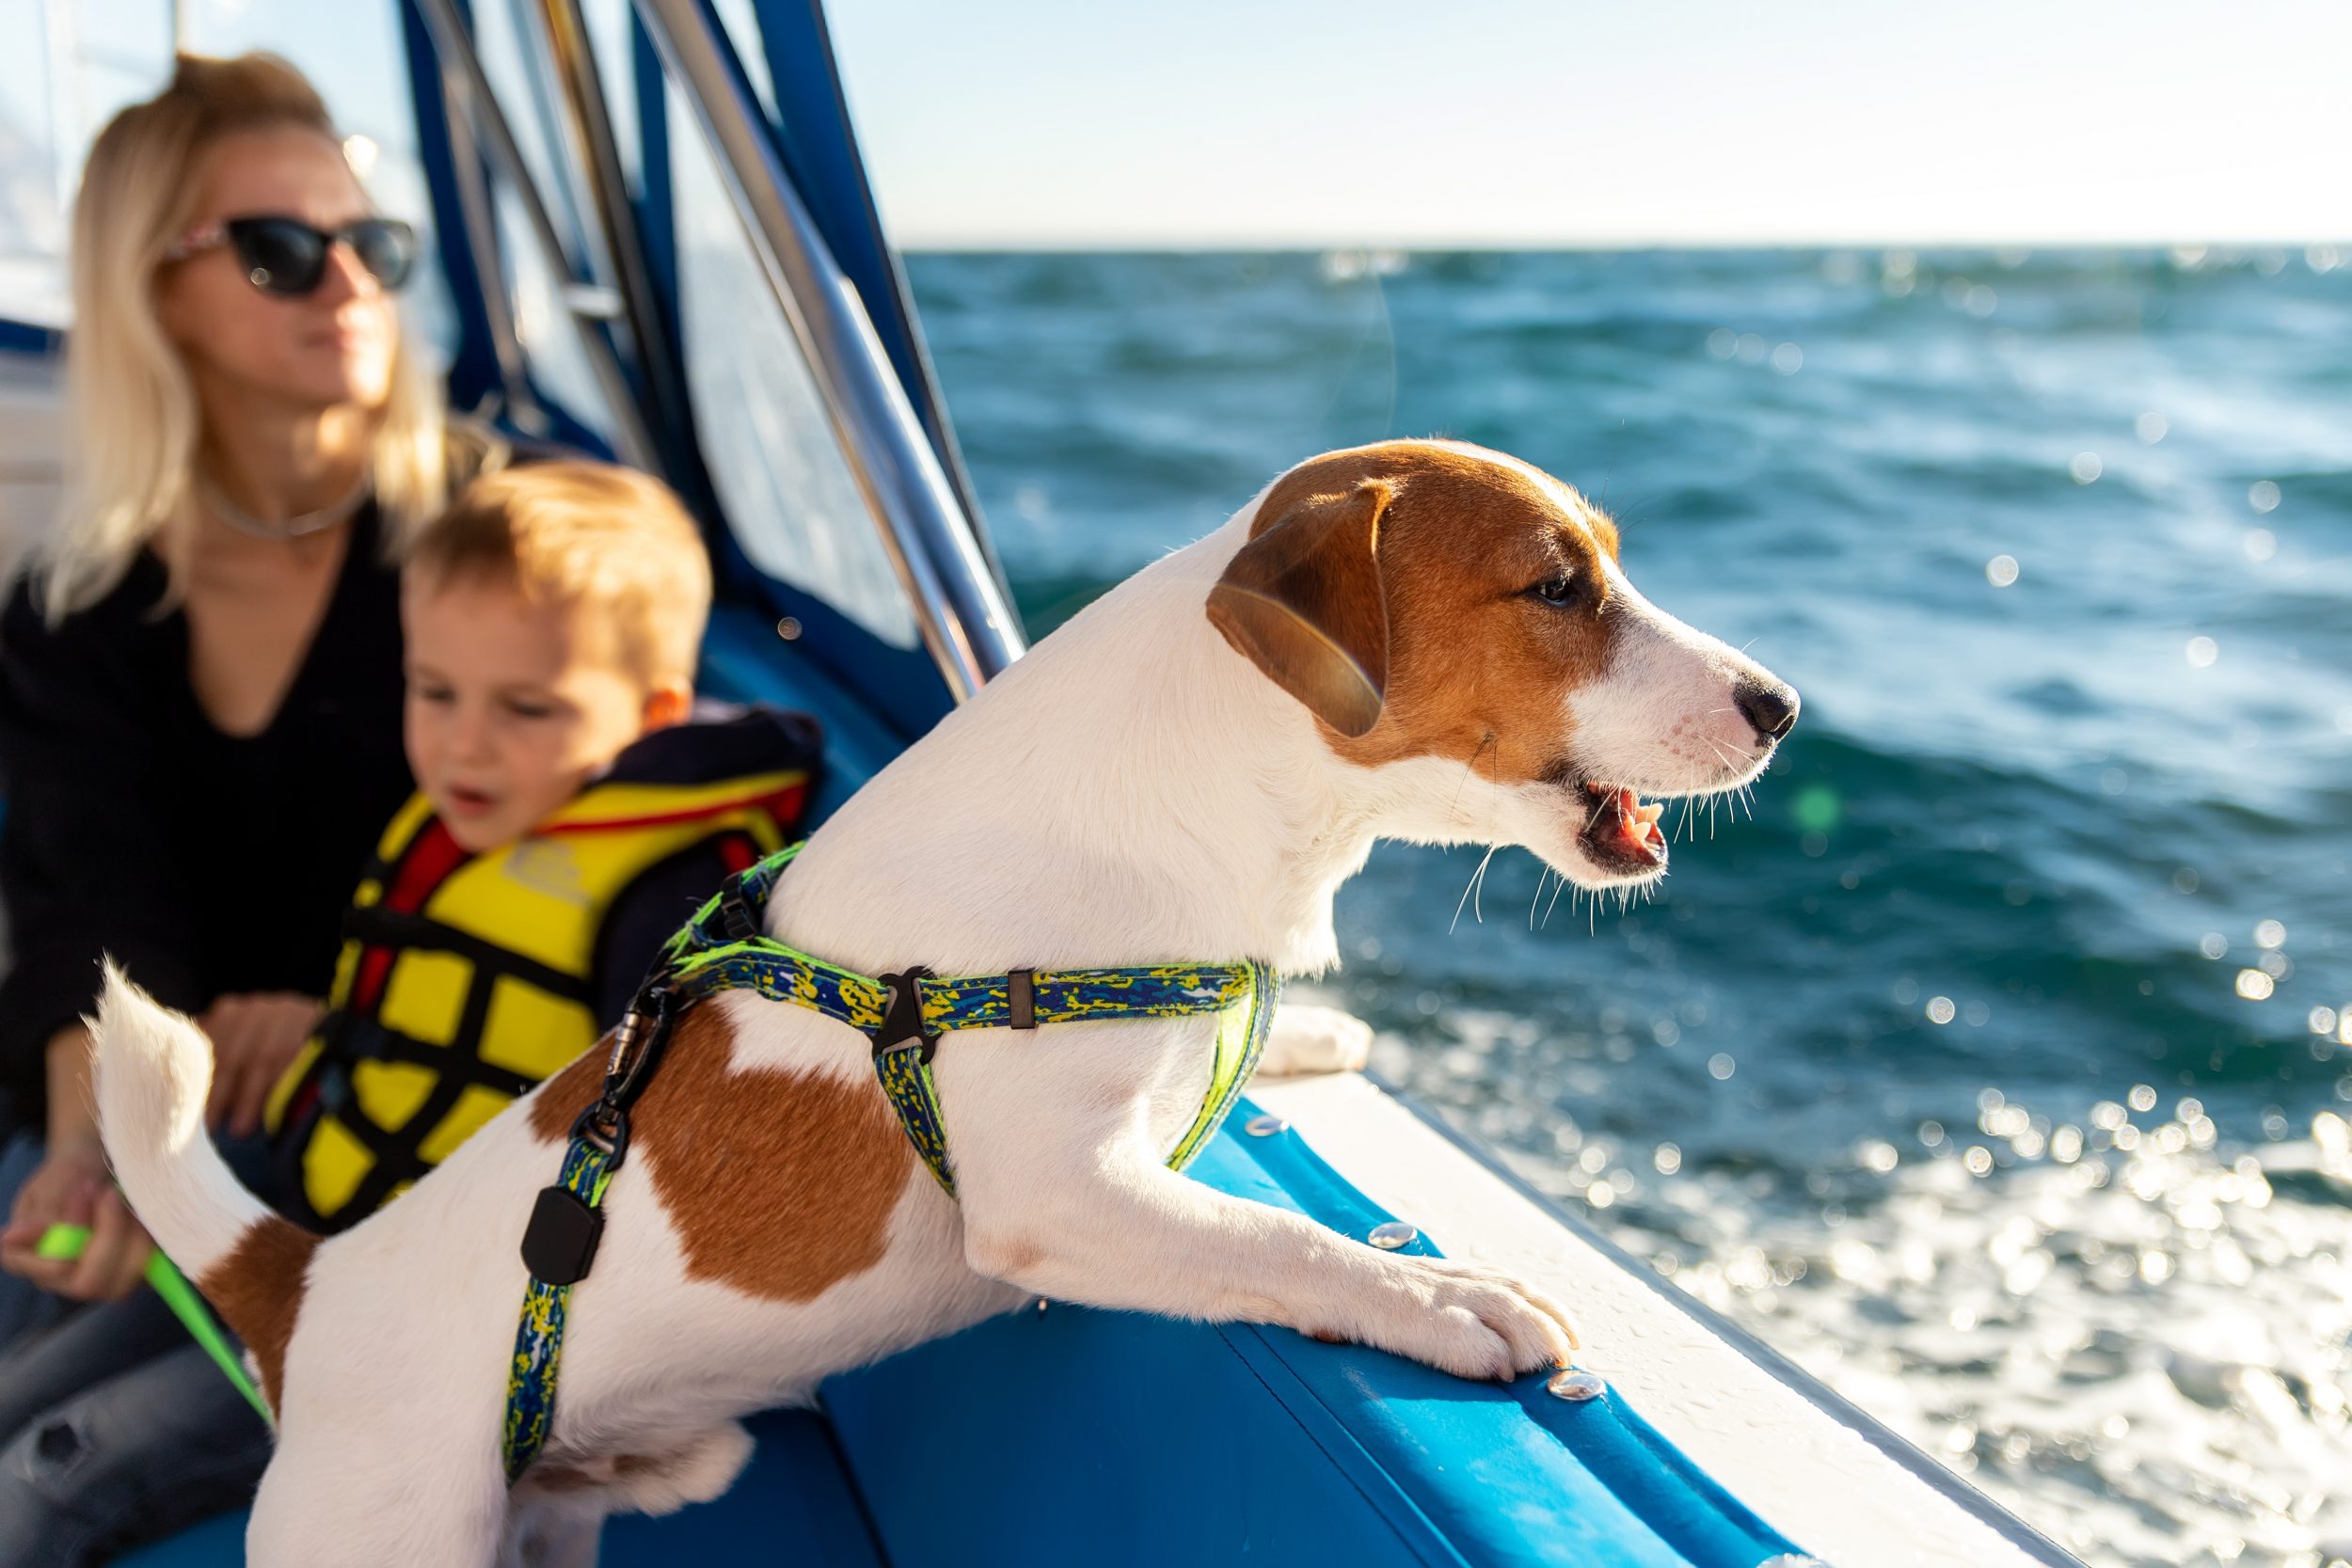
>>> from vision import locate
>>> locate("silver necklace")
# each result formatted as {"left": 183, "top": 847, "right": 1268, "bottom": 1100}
{"left": 197, "top": 474, "right": 370, "bottom": 541}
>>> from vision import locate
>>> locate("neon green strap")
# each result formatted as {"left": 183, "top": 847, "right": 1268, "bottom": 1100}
{"left": 37, "top": 1222, "right": 273, "bottom": 1425}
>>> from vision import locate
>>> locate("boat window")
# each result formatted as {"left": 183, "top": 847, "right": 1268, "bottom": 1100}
{"left": 0, "top": 0, "right": 175, "bottom": 326}
{"left": 663, "top": 86, "right": 919, "bottom": 648}
{"left": 708, "top": 0, "right": 779, "bottom": 125}
{"left": 467, "top": 0, "right": 625, "bottom": 449}
{"left": 577, "top": 0, "right": 640, "bottom": 194}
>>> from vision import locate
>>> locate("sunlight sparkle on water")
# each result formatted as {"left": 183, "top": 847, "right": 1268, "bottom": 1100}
{"left": 2069, "top": 452, "right": 2103, "bottom": 484}
{"left": 2185, "top": 636, "right": 2218, "bottom": 668}
{"left": 2248, "top": 480, "right": 2280, "bottom": 514}
{"left": 1986, "top": 554, "right": 2019, "bottom": 587}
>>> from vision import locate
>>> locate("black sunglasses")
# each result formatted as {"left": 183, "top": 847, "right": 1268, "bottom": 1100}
{"left": 165, "top": 214, "right": 419, "bottom": 298}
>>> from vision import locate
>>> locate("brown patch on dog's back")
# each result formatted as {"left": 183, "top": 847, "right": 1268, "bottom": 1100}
{"left": 529, "top": 1045, "right": 608, "bottom": 1144}
{"left": 198, "top": 1217, "right": 317, "bottom": 1412}
{"left": 527, "top": 1010, "right": 913, "bottom": 1303}
{"left": 1218, "top": 442, "right": 1622, "bottom": 784}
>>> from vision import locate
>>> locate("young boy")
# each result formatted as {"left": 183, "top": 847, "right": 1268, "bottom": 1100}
{"left": 0, "top": 460, "right": 820, "bottom": 1554}
{"left": 266, "top": 460, "right": 820, "bottom": 1229}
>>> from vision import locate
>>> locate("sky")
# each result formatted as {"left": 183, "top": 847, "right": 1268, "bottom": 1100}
{"left": 2, "top": 0, "right": 2344, "bottom": 261}
{"left": 824, "top": 0, "right": 2352, "bottom": 248}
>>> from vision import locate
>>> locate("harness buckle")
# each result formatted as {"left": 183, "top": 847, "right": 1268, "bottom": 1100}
{"left": 521, "top": 1181, "right": 605, "bottom": 1286}
{"left": 872, "top": 967, "right": 939, "bottom": 1065}
{"left": 717, "top": 874, "right": 763, "bottom": 942}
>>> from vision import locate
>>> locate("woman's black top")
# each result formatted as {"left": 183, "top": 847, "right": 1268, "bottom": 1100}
{"left": 0, "top": 502, "right": 412, "bottom": 1124}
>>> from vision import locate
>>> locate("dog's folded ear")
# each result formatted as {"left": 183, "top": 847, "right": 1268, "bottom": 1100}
{"left": 1207, "top": 478, "right": 1391, "bottom": 738}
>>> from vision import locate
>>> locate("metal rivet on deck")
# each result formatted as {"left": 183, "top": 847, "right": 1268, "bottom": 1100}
{"left": 1546, "top": 1368, "right": 1606, "bottom": 1402}
{"left": 1244, "top": 1114, "right": 1289, "bottom": 1137}
{"left": 774, "top": 616, "right": 803, "bottom": 641}
{"left": 1368, "top": 1221, "right": 1419, "bottom": 1250}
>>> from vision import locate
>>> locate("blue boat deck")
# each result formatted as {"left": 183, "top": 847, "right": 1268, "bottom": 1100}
{"left": 124, "top": 1099, "right": 1800, "bottom": 1568}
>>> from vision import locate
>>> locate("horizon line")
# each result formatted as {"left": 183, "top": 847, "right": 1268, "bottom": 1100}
{"left": 892, "top": 235, "right": 2352, "bottom": 256}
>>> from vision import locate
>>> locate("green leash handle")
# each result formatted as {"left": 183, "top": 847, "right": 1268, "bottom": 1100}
{"left": 35, "top": 1223, "right": 273, "bottom": 1425}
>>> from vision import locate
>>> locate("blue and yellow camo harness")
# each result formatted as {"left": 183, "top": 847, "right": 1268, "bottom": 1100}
{"left": 502, "top": 841, "right": 1279, "bottom": 1481}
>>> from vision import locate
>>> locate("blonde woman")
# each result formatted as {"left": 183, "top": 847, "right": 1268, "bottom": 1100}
{"left": 0, "top": 53, "right": 480, "bottom": 1561}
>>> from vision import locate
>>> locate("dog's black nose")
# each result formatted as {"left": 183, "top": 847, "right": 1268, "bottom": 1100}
{"left": 1735, "top": 680, "right": 1799, "bottom": 743}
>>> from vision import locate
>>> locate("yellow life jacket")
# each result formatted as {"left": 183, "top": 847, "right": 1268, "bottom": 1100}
{"left": 269, "top": 721, "right": 815, "bottom": 1230}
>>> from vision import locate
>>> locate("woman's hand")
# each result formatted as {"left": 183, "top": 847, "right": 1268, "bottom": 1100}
{"left": 200, "top": 990, "right": 323, "bottom": 1138}
{"left": 0, "top": 1132, "right": 153, "bottom": 1300}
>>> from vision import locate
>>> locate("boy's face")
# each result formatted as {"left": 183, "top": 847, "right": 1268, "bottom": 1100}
{"left": 402, "top": 574, "right": 685, "bottom": 852}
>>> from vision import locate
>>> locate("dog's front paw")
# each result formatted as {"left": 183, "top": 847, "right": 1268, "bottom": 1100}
{"left": 1258, "top": 1003, "right": 1373, "bottom": 1077}
{"left": 1341, "top": 1255, "right": 1580, "bottom": 1381}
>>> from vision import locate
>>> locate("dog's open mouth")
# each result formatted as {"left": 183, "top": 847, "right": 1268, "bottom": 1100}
{"left": 1580, "top": 781, "right": 1668, "bottom": 873}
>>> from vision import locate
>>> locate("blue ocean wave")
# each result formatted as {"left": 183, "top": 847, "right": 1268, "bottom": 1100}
{"left": 909, "top": 248, "right": 2352, "bottom": 1567}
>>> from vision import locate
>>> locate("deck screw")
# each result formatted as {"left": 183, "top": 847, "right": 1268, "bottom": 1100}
{"left": 774, "top": 616, "right": 803, "bottom": 641}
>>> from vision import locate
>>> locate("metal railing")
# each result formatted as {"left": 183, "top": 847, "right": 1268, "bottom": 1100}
{"left": 414, "top": 0, "right": 661, "bottom": 473}
{"left": 631, "top": 0, "right": 1024, "bottom": 701}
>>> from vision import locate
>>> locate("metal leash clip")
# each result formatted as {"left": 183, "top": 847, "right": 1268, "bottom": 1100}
{"left": 564, "top": 978, "right": 679, "bottom": 1167}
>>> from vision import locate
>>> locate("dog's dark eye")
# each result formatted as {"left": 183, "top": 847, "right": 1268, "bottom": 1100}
{"left": 1528, "top": 575, "right": 1577, "bottom": 606}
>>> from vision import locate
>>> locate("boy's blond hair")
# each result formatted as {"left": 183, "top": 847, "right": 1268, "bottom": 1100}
{"left": 407, "top": 462, "right": 711, "bottom": 687}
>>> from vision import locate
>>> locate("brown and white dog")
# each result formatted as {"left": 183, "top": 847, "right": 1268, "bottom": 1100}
{"left": 93, "top": 439, "right": 1797, "bottom": 1565}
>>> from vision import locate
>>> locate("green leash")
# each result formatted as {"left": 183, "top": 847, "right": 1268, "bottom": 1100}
{"left": 36, "top": 1222, "right": 273, "bottom": 1424}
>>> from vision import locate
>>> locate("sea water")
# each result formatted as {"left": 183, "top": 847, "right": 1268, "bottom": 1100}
{"left": 906, "top": 247, "right": 2352, "bottom": 1568}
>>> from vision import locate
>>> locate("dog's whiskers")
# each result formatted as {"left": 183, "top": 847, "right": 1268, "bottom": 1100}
{"left": 1451, "top": 844, "right": 1499, "bottom": 933}
{"left": 1542, "top": 865, "right": 1571, "bottom": 928}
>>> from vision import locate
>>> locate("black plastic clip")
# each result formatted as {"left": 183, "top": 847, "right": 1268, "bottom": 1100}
{"left": 872, "top": 967, "right": 939, "bottom": 1064}
{"left": 521, "top": 1183, "right": 604, "bottom": 1286}
{"left": 716, "top": 874, "right": 763, "bottom": 942}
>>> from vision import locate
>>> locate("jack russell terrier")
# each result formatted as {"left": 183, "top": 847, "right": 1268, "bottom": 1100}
{"left": 94, "top": 439, "right": 1798, "bottom": 1565}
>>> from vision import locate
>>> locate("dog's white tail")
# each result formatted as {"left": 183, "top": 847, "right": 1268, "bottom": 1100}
{"left": 92, "top": 964, "right": 314, "bottom": 1396}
